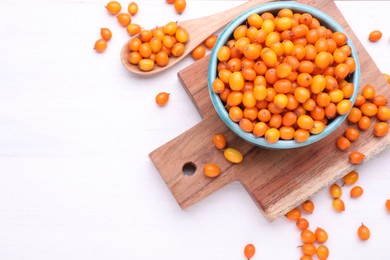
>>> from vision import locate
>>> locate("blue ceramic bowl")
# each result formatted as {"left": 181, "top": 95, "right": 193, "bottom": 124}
{"left": 208, "top": 2, "right": 360, "bottom": 149}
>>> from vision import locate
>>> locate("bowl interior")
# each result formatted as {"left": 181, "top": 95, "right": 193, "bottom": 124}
{"left": 208, "top": 2, "right": 360, "bottom": 149}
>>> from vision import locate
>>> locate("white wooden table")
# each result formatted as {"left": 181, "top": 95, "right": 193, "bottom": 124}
{"left": 0, "top": 1, "right": 389, "bottom": 259}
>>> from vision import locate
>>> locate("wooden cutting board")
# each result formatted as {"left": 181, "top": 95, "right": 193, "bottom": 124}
{"left": 149, "top": 0, "right": 390, "bottom": 221}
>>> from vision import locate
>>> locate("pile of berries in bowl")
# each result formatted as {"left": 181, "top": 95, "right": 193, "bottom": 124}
{"left": 208, "top": 2, "right": 360, "bottom": 149}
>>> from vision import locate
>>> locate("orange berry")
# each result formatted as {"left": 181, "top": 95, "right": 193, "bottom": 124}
{"left": 369, "top": 30, "right": 382, "bottom": 42}
{"left": 223, "top": 148, "right": 243, "bottom": 163}
{"left": 296, "top": 218, "right": 309, "bottom": 230}
{"left": 343, "top": 171, "right": 359, "bottom": 185}
{"left": 191, "top": 45, "right": 206, "bottom": 60}
{"left": 203, "top": 163, "right": 221, "bottom": 178}
{"left": 105, "top": 1, "right": 121, "bottom": 15}
{"left": 94, "top": 39, "right": 107, "bottom": 53}
{"left": 286, "top": 208, "right": 301, "bottom": 221}
{"left": 336, "top": 136, "right": 350, "bottom": 151}
{"left": 345, "top": 128, "right": 359, "bottom": 142}
{"left": 117, "top": 13, "right": 131, "bottom": 27}
{"left": 386, "top": 200, "right": 390, "bottom": 212}
{"left": 128, "top": 2, "right": 138, "bottom": 15}
{"left": 244, "top": 244, "right": 256, "bottom": 260}
{"left": 316, "top": 245, "right": 329, "bottom": 260}
{"left": 350, "top": 186, "right": 363, "bottom": 198}
{"left": 204, "top": 35, "right": 218, "bottom": 49}
{"left": 301, "top": 243, "right": 317, "bottom": 257}
{"left": 330, "top": 183, "right": 342, "bottom": 199}
{"left": 155, "top": 92, "right": 170, "bottom": 106}
{"left": 301, "top": 229, "right": 316, "bottom": 243}
{"left": 374, "top": 122, "right": 389, "bottom": 137}
{"left": 212, "top": 133, "right": 227, "bottom": 150}
{"left": 302, "top": 200, "right": 315, "bottom": 214}
{"left": 315, "top": 227, "right": 328, "bottom": 243}
{"left": 358, "top": 224, "right": 370, "bottom": 240}
{"left": 100, "top": 28, "right": 112, "bottom": 41}
{"left": 174, "top": 0, "right": 186, "bottom": 14}
{"left": 349, "top": 151, "right": 365, "bottom": 164}
{"left": 333, "top": 198, "right": 345, "bottom": 212}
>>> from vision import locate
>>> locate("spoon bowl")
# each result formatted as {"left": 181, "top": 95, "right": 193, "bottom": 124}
{"left": 121, "top": 0, "right": 274, "bottom": 75}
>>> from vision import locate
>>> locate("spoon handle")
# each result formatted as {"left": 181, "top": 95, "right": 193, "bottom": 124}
{"left": 180, "top": 0, "right": 275, "bottom": 49}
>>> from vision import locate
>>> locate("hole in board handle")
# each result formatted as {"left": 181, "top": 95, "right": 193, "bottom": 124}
{"left": 182, "top": 162, "right": 196, "bottom": 176}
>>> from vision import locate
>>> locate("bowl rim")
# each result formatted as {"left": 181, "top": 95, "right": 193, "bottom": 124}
{"left": 208, "top": 2, "right": 361, "bottom": 149}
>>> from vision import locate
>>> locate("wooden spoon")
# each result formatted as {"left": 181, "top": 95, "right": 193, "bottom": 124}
{"left": 121, "top": 0, "right": 274, "bottom": 76}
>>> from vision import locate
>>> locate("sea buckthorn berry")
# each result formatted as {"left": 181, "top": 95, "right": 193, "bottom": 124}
{"left": 204, "top": 35, "right": 218, "bottom": 49}
{"left": 311, "top": 75, "right": 326, "bottom": 94}
{"left": 244, "top": 244, "right": 256, "bottom": 260}
{"left": 229, "top": 72, "right": 245, "bottom": 91}
{"left": 296, "top": 218, "right": 309, "bottom": 230}
{"left": 155, "top": 92, "right": 170, "bottom": 106}
{"left": 315, "top": 227, "right": 328, "bottom": 244}
{"left": 265, "top": 128, "right": 280, "bottom": 143}
{"left": 127, "top": 24, "right": 141, "bottom": 36}
{"left": 369, "top": 30, "right": 382, "bottom": 42}
{"left": 347, "top": 107, "right": 362, "bottom": 123}
{"left": 294, "top": 129, "right": 310, "bottom": 143}
{"left": 302, "top": 200, "right": 315, "bottom": 214}
{"left": 333, "top": 198, "right": 345, "bottom": 212}
{"left": 253, "top": 122, "right": 268, "bottom": 137}
{"left": 239, "top": 118, "right": 254, "bottom": 133}
{"left": 191, "top": 45, "right": 206, "bottom": 60}
{"left": 373, "top": 95, "right": 387, "bottom": 107}
{"left": 100, "top": 28, "right": 112, "bottom": 41}
{"left": 217, "top": 46, "right": 231, "bottom": 62}
{"left": 301, "top": 229, "right": 316, "bottom": 243}
{"left": 386, "top": 200, "right": 390, "bottom": 212}
{"left": 105, "top": 1, "right": 121, "bottom": 15}
{"left": 204, "top": 163, "right": 221, "bottom": 178}
{"left": 362, "top": 84, "right": 375, "bottom": 100}
{"left": 316, "top": 245, "right": 329, "bottom": 260}
{"left": 138, "top": 59, "right": 155, "bottom": 71}
{"left": 140, "top": 29, "right": 153, "bottom": 42}
{"left": 310, "top": 120, "right": 325, "bottom": 135}
{"left": 349, "top": 151, "right": 365, "bottom": 164}
{"left": 360, "top": 103, "right": 378, "bottom": 117}
{"left": 354, "top": 95, "right": 366, "bottom": 107}
{"left": 128, "top": 2, "right": 138, "bottom": 15}
{"left": 212, "top": 133, "right": 227, "bottom": 150}
{"left": 358, "top": 224, "right": 370, "bottom": 241}
{"left": 229, "top": 106, "right": 243, "bottom": 122}
{"left": 374, "top": 122, "right": 389, "bottom": 137}
{"left": 248, "top": 13, "right": 263, "bottom": 29}
{"left": 174, "top": 0, "right": 186, "bottom": 14}
{"left": 336, "top": 136, "right": 350, "bottom": 151}
{"left": 117, "top": 13, "right": 131, "bottom": 27}
{"left": 377, "top": 106, "right": 390, "bottom": 121}
{"left": 336, "top": 99, "right": 352, "bottom": 115}
{"left": 301, "top": 244, "right": 317, "bottom": 257}
{"left": 94, "top": 39, "right": 107, "bottom": 53}
{"left": 330, "top": 183, "right": 342, "bottom": 199}
{"left": 343, "top": 171, "right": 359, "bottom": 185}
{"left": 345, "top": 128, "right": 359, "bottom": 142}
{"left": 223, "top": 148, "right": 243, "bottom": 163}
{"left": 332, "top": 31, "right": 348, "bottom": 47}
{"left": 212, "top": 78, "right": 225, "bottom": 93}
{"left": 350, "top": 186, "right": 363, "bottom": 198}
{"left": 155, "top": 51, "right": 169, "bottom": 67}
{"left": 176, "top": 27, "right": 189, "bottom": 43}
{"left": 358, "top": 116, "right": 371, "bottom": 131}
{"left": 128, "top": 52, "right": 142, "bottom": 64}
{"left": 286, "top": 208, "right": 301, "bottom": 221}
{"left": 297, "top": 115, "right": 314, "bottom": 130}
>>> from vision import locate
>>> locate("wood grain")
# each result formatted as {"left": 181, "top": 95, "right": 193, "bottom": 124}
{"left": 150, "top": 0, "right": 390, "bottom": 220}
